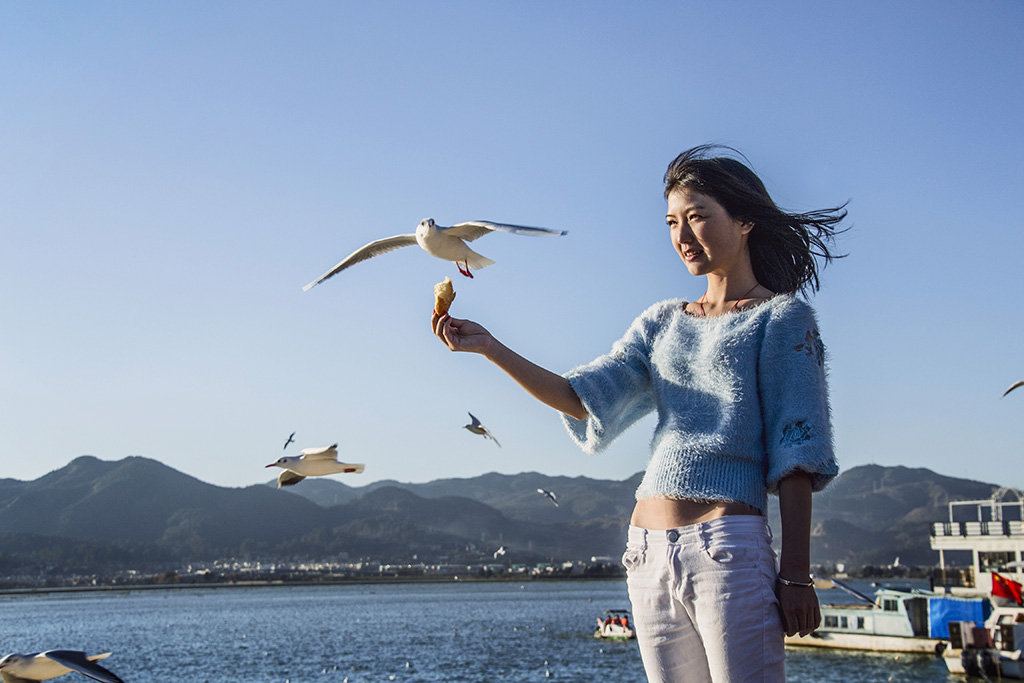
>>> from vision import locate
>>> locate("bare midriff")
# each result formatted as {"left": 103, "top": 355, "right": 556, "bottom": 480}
{"left": 630, "top": 496, "right": 763, "bottom": 529}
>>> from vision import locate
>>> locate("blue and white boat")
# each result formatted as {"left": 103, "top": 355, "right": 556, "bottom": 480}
{"left": 785, "top": 579, "right": 986, "bottom": 654}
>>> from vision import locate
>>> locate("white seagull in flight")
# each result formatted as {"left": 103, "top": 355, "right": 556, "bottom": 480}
{"left": 464, "top": 412, "right": 500, "bottom": 447}
{"left": 537, "top": 488, "right": 559, "bottom": 507}
{"left": 267, "top": 444, "right": 365, "bottom": 488}
{"left": 1002, "top": 381, "right": 1024, "bottom": 398}
{"left": 0, "top": 650, "right": 125, "bottom": 683}
{"left": 303, "top": 218, "right": 567, "bottom": 289}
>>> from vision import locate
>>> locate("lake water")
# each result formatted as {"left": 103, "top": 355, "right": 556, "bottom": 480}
{"left": 0, "top": 579, "right": 968, "bottom": 682}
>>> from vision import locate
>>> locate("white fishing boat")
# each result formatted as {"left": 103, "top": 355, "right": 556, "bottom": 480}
{"left": 930, "top": 488, "right": 1024, "bottom": 678}
{"left": 942, "top": 603, "right": 1024, "bottom": 678}
{"left": 594, "top": 610, "right": 635, "bottom": 640}
{"left": 785, "top": 578, "right": 985, "bottom": 654}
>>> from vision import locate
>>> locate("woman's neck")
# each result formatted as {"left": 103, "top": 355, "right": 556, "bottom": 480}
{"left": 693, "top": 275, "right": 769, "bottom": 317}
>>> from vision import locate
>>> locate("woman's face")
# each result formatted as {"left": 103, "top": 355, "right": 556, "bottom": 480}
{"left": 666, "top": 187, "right": 753, "bottom": 278}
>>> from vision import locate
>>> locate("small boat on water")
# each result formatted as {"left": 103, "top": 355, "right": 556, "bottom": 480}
{"left": 941, "top": 604, "right": 1024, "bottom": 678}
{"left": 785, "top": 577, "right": 986, "bottom": 654}
{"left": 595, "top": 610, "right": 635, "bottom": 640}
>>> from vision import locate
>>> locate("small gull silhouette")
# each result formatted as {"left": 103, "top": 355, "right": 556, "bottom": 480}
{"left": 0, "top": 650, "right": 125, "bottom": 683}
{"left": 537, "top": 488, "right": 559, "bottom": 507}
{"left": 1002, "top": 381, "right": 1024, "bottom": 398}
{"left": 464, "top": 412, "right": 501, "bottom": 447}
{"left": 267, "top": 444, "right": 365, "bottom": 488}
{"left": 493, "top": 546, "right": 507, "bottom": 559}
{"left": 283, "top": 431, "right": 296, "bottom": 450}
{"left": 303, "top": 218, "right": 567, "bottom": 289}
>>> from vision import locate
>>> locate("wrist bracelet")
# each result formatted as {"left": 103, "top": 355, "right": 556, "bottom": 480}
{"left": 777, "top": 575, "right": 814, "bottom": 587}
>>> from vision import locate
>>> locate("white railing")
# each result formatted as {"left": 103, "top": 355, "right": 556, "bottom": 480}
{"left": 931, "top": 520, "right": 1024, "bottom": 538}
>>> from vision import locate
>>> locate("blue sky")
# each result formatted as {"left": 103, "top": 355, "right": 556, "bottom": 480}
{"left": 3, "top": 1, "right": 1023, "bottom": 493}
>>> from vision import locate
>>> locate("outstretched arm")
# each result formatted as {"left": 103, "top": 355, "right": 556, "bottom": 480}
{"left": 776, "top": 472, "right": 820, "bottom": 637}
{"left": 431, "top": 312, "right": 587, "bottom": 420}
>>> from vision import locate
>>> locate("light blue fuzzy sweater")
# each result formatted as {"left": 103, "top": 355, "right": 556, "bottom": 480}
{"left": 561, "top": 294, "right": 837, "bottom": 513}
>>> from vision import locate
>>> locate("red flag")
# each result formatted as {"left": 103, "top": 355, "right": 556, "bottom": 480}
{"left": 992, "top": 572, "right": 1024, "bottom": 605}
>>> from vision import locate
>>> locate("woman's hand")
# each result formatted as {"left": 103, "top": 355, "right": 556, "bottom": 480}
{"left": 777, "top": 582, "right": 821, "bottom": 637}
{"left": 431, "top": 311, "right": 494, "bottom": 355}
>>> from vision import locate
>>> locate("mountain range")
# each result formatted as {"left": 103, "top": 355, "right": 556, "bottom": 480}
{"left": 0, "top": 456, "right": 1002, "bottom": 574}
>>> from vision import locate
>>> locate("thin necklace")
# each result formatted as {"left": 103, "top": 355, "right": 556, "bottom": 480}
{"left": 699, "top": 283, "right": 760, "bottom": 317}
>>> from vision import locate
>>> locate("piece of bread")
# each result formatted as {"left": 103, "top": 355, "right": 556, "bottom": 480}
{"left": 434, "top": 277, "right": 456, "bottom": 315}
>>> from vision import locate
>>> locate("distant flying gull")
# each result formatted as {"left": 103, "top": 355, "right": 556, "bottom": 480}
{"left": 302, "top": 218, "right": 567, "bottom": 289}
{"left": 1002, "top": 381, "right": 1024, "bottom": 398}
{"left": 0, "top": 650, "right": 125, "bottom": 683}
{"left": 283, "top": 431, "right": 296, "bottom": 450}
{"left": 493, "top": 546, "right": 507, "bottom": 559}
{"left": 537, "top": 488, "right": 559, "bottom": 507}
{"left": 267, "top": 444, "right": 365, "bottom": 488}
{"left": 464, "top": 412, "right": 501, "bottom": 447}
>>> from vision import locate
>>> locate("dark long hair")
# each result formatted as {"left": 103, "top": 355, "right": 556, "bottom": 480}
{"left": 663, "top": 144, "right": 847, "bottom": 294}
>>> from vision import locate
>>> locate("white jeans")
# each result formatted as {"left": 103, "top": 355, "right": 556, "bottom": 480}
{"left": 623, "top": 516, "right": 784, "bottom": 683}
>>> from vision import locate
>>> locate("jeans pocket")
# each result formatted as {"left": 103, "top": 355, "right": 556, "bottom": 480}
{"left": 621, "top": 545, "right": 644, "bottom": 571}
{"left": 702, "top": 535, "right": 759, "bottom": 568}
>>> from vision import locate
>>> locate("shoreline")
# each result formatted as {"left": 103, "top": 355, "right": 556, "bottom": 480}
{"left": 0, "top": 573, "right": 622, "bottom": 597}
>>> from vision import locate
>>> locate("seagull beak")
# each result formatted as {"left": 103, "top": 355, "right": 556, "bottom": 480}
{"left": 265, "top": 463, "right": 277, "bottom": 468}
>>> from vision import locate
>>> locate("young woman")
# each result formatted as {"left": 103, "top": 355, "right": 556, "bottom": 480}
{"left": 431, "top": 145, "right": 846, "bottom": 682}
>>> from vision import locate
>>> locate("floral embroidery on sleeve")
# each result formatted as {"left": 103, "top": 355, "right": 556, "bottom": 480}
{"left": 780, "top": 420, "right": 812, "bottom": 447}
{"left": 793, "top": 329, "right": 825, "bottom": 368}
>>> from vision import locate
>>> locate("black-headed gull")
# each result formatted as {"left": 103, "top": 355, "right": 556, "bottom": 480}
{"left": 303, "top": 218, "right": 567, "bottom": 289}
{"left": 0, "top": 650, "right": 125, "bottom": 683}
{"left": 1002, "top": 381, "right": 1024, "bottom": 398}
{"left": 537, "top": 488, "right": 559, "bottom": 507}
{"left": 464, "top": 412, "right": 500, "bottom": 447}
{"left": 266, "top": 444, "right": 365, "bottom": 488}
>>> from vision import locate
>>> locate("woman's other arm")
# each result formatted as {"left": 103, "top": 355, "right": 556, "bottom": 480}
{"left": 776, "top": 472, "right": 821, "bottom": 637}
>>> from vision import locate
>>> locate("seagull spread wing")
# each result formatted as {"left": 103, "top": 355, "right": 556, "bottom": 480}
{"left": 300, "top": 444, "right": 339, "bottom": 460}
{"left": 43, "top": 651, "right": 125, "bottom": 683}
{"left": 277, "top": 470, "right": 306, "bottom": 488}
{"left": 444, "top": 221, "right": 567, "bottom": 243}
{"left": 537, "top": 489, "right": 559, "bottom": 506}
{"left": 303, "top": 234, "right": 418, "bottom": 290}
{"left": 467, "top": 413, "right": 483, "bottom": 429}
{"left": 480, "top": 425, "right": 501, "bottom": 447}
{"left": 1002, "top": 380, "right": 1024, "bottom": 398}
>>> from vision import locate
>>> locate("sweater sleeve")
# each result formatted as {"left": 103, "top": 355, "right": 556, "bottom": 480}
{"left": 760, "top": 297, "right": 838, "bottom": 493}
{"left": 559, "top": 303, "right": 664, "bottom": 454}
